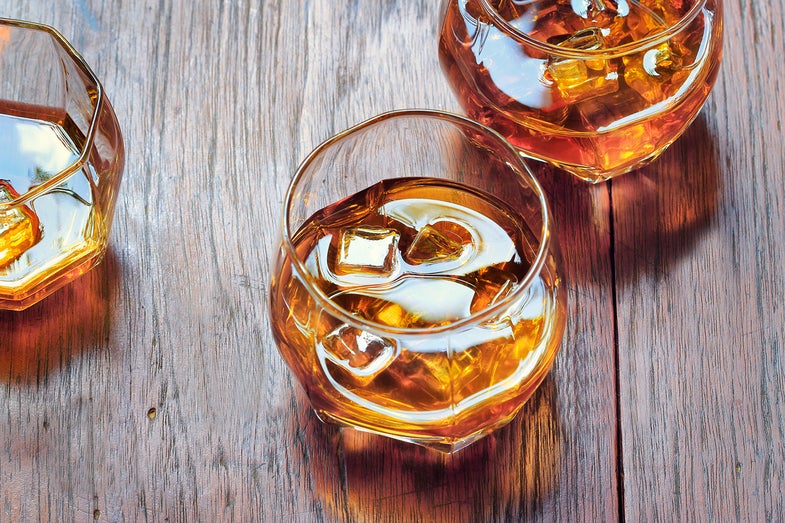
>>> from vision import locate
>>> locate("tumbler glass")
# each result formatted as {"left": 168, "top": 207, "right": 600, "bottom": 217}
{"left": 269, "top": 110, "right": 567, "bottom": 452}
{"left": 0, "top": 19, "right": 124, "bottom": 310}
{"left": 439, "top": 0, "right": 723, "bottom": 182}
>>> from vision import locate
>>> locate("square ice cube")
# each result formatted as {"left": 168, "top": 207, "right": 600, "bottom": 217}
{"left": 575, "top": 87, "right": 646, "bottom": 131}
{"left": 404, "top": 223, "right": 465, "bottom": 265}
{"left": 547, "top": 28, "right": 619, "bottom": 104}
{"left": 336, "top": 226, "right": 400, "bottom": 277}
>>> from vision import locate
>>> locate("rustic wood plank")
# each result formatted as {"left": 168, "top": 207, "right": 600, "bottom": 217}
{"left": 0, "top": 0, "right": 624, "bottom": 521}
{"left": 614, "top": 0, "right": 785, "bottom": 519}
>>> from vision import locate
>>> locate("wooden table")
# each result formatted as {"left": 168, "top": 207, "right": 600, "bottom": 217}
{"left": 1, "top": 1, "right": 783, "bottom": 521}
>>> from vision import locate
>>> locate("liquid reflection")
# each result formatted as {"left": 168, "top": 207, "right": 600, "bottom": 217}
{"left": 0, "top": 113, "right": 78, "bottom": 193}
{"left": 0, "top": 248, "right": 118, "bottom": 385}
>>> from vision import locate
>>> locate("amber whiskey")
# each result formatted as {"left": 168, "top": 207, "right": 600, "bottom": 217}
{"left": 439, "top": 0, "right": 722, "bottom": 180}
{"left": 270, "top": 177, "right": 564, "bottom": 449}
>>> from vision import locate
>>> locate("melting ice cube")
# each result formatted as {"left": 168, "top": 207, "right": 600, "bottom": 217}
{"left": 469, "top": 266, "right": 519, "bottom": 315}
{"left": 623, "top": 41, "right": 689, "bottom": 104}
{"left": 0, "top": 181, "right": 41, "bottom": 270}
{"left": 318, "top": 324, "right": 399, "bottom": 380}
{"left": 404, "top": 223, "right": 466, "bottom": 265}
{"left": 566, "top": 0, "right": 628, "bottom": 22}
{"left": 547, "top": 27, "right": 619, "bottom": 104}
{"left": 575, "top": 86, "right": 647, "bottom": 130}
{"left": 335, "top": 226, "right": 400, "bottom": 277}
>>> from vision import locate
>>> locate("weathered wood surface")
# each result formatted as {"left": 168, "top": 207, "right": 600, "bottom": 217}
{"left": 613, "top": 1, "right": 785, "bottom": 520}
{"left": 0, "top": 0, "right": 781, "bottom": 521}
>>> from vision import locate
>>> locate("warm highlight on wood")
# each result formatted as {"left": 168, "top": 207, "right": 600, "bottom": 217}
{"left": 1, "top": 0, "right": 783, "bottom": 521}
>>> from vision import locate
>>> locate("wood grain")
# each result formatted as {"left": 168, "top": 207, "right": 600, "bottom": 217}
{"left": 0, "top": 0, "right": 782, "bottom": 521}
{"left": 613, "top": 0, "right": 785, "bottom": 520}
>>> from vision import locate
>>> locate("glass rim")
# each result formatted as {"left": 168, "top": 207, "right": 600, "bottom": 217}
{"left": 281, "top": 108, "right": 553, "bottom": 337}
{"left": 0, "top": 17, "right": 104, "bottom": 210}
{"left": 476, "top": 0, "right": 709, "bottom": 59}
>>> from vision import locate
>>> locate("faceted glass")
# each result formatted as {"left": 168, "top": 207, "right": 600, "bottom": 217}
{"left": 269, "top": 110, "right": 567, "bottom": 452}
{"left": 0, "top": 19, "right": 124, "bottom": 310}
{"left": 438, "top": 0, "right": 723, "bottom": 182}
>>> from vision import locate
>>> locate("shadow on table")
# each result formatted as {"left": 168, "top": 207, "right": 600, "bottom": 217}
{"left": 0, "top": 248, "right": 119, "bottom": 385}
{"left": 609, "top": 115, "right": 721, "bottom": 285}
{"left": 535, "top": 114, "right": 721, "bottom": 287}
{"left": 306, "top": 377, "right": 562, "bottom": 522}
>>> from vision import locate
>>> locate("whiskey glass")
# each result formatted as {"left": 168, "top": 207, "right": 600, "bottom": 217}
{"left": 269, "top": 110, "right": 567, "bottom": 452}
{"left": 0, "top": 19, "right": 124, "bottom": 310}
{"left": 439, "top": 0, "right": 723, "bottom": 182}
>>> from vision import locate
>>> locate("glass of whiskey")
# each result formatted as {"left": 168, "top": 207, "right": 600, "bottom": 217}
{"left": 269, "top": 110, "right": 567, "bottom": 452}
{"left": 438, "top": 0, "right": 723, "bottom": 182}
{"left": 0, "top": 19, "right": 124, "bottom": 310}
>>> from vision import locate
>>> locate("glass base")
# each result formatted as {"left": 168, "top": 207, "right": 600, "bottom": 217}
{"left": 314, "top": 405, "right": 526, "bottom": 454}
{"left": 0, "top": 248, "right": 104, "bottom": 311}
{"left": 518, "top": 147, "right": 670, "bottom": 183}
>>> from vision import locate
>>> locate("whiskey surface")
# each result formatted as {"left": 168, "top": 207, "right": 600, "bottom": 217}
{"left": 271, "top": 178, "right": 564, "bottom": 447}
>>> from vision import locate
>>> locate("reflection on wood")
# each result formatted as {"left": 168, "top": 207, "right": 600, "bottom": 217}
{"left": 0, "top": 0, "right": 783, "bottom": 521}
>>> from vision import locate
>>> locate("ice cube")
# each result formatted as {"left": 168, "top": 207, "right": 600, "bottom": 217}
{"left": 335, "top": 226, "right": 399, "bottom": 277}
{"left": 318, "top": 324, "right": 399, "bottom": 380}
{"left": 470, "top": 266, "right": 519, "bottom": 315}
{"left": 547, "top": 28, "right": 619, "bottom": 104}
{"left": 404, "top": 222, "right": 467, "bottom": 265}
{"left": 605, "top": 3, "right": 669, "bottom": 47}
{"left": 574, "top": 85, "right": 647, "bottom": 131}
{"left": 623, "top": 41, "right": 688, "bottom": 104}
{"left": 638, "top": 0, "right": 680, "bottom": 26}
{"left": 0, "top": 181, "right": 41, "bottom": 270}
{"left": 566, "top": 0, "right": 628, "bottom": 23}
{"left": 507, "top": 273, "right": 548, "bottom": 322}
